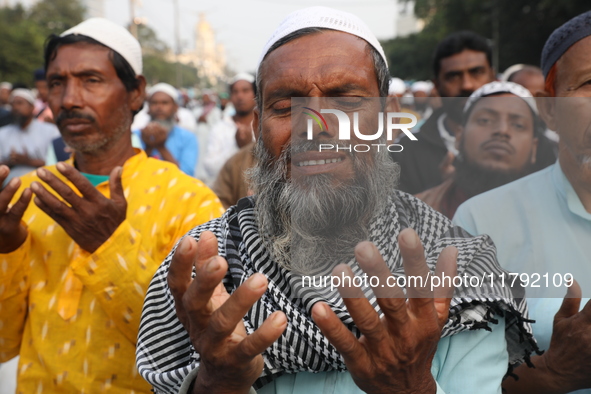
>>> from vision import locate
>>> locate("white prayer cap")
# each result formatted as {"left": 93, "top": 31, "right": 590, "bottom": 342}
{"left": 257, "top": 6, "right": 387, "bottom": 68}
{"left": 411, "top": 81, "right": 432, "bottom": 94}
{"left": 10, "top": 88, "right": 36, "bottom": 106}
{"left": 464, "top": 81, "right": 537, "bottom": 115}
{"left": 60, "top": 18, "right": 142, "bottom": 75}
{"left": 0, "top": 82, "right": 12, "bottom": 90}
{"left": 230, "top": 72, "right": 255, "bottom": 85}
{"left": 148, "top": 83, "right": 179, "bottom": 103}
{"left": 500, "top": 64, "right": 526, "bottom": 82}
{"left": 388, "top": 78, "right": 406, "bottom": 96}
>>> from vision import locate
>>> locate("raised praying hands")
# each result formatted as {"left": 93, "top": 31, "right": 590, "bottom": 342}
{"left": 30, "top": 162, "right": 127, "bottom": 253}
{"left": 167, "top": 228, "right": 458, "bottom": 394}
{"left": 503, "top": 281, "right": 591, "bottom": 393}
{"left": 312, "top": 229, "right": 457, "bottom": 394}
{"left": 168, "top": 231, "right": 287, "bottom": 394}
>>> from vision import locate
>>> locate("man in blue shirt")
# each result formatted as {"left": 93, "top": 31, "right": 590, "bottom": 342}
{"left": 135, "top": 83, "right": 198, "bottom": 176}
{"left": 454, "top": 11, "right": 591, "bottom": 394}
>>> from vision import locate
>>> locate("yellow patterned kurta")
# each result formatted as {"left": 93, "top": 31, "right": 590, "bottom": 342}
{"left": 0, "top": 150, "right": 224, "bottom": 393}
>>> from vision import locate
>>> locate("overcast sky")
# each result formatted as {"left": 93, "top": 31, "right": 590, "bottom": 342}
{"left": 7, "top": 0, "right": 403, "bottom": 72}
{"left": 101, "top": 0, "right": 401, "bottom": 73}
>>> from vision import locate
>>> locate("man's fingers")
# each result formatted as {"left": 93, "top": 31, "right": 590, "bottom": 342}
{"left": 355, "top": 241, "right": 405, "bottom": 299}
{"left": 399, "top": 228, "right": 432, "bottom": 299}
{"left": 0, "top": 165, "right": 10, "bottom": 187}
{"left": 354, "top": 242, "right": 409, "bottom": 329}
{"left": 235, "top": 311, "right": 287, "bottom": 361}
{"left": 168, "top": 236, "right": 199, "bottom": 311}
{"left": 195, "top": 231, "right": 220, "bottom": 270}
{"left": 5, "top": 188, "right": 32, "bottom": 226}
{"left": 108, "top": 166, "right": 126, "bottom": 204}
{"left": 433, "top": 246, "right": 458, "bottom": 327}
{"left": 31, "top": 181, "right": 73, "bottom": 222}
{"left": 36, "top": 168, "right": 83, "bottom": 208}
{"left": 0, "top": 176, "right": 21, "bottom": 214}
{"left": 55, "top": 162, "right": 101, "bottom": 200}
{"left": 209, "top": 273, "right": 269, "bottom": 340}
{"left": 333, "top": 264, "right": 389, "bottom": 343}
{"left": 554, "top": 279, "right": 582, "bottom": 324}
{"left": 312, "top": 302, "right": 365, "bottom": 368}
{"left": 183, "top": 255, "right": 230, "bottom": 328}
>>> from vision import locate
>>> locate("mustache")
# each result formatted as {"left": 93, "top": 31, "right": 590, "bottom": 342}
{"left": 55, "top": 110, "right": 96, "bottom": 127}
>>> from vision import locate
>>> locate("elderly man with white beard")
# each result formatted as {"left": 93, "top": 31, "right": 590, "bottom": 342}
{"left": 136, "top": 7, "right": 538, "bottom": 394}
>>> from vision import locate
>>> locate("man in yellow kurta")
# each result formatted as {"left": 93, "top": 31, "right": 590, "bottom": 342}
{"left": 0, "top": 18, "right": 223, "bottom": 393}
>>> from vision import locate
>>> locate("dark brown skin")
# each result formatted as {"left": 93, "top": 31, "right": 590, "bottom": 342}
{"left": 168, "top": 30, "right": 458, "bottom": 394}
{"left": 311, "top": 231, "right": 457, "bottom": 394}
{"left": 230, "top": 80, "right": 256, "bottom": 148}
{"left": 0, "top": 42, "right": 146, "bottom": 255}
{"left": 141, "top": 122, "right": 179, "bottom": 167}
{"left": 30, "top": 163, "right": 127, "bottom": 253}
{"left": 142, "top": 91, "right": 179, "bottom": 166}
{"left": 235, "top": 121, "right": 254, "bottom": 148}
{"left": 504, "top": 35, "right": 591, "bottom": 394}
{"left": 0, "top": 166, "right": 31, "bottom": 253}
{"left": 6, "top": 150, "right": 45, "bottom": 168}
{"left": 435, "top": 50, "right": 495, "bottom": 99}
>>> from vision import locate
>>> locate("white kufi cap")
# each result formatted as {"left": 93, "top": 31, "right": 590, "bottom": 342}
{"left": 148, "top": 83, "right": 179, "bottom": 103}
{"left": 10, "top": 89, "right": 36, "bottom": 106}
{"left": 388, "top": 78, "right": 406, "bottom": 96}
{"left": 60, "top": 18, "right": 142, "bottom": 75}
{"left": 463, "top": 81, "right": 538, "bottom": 115}
{"left": 411, "top": 81, "right": 432, "bottom": 94}
{"left": 258, "top": 6, "right": 387, "bottom": 68}
{"left": 230, "top": 73, "right": 255, "bottom": 85}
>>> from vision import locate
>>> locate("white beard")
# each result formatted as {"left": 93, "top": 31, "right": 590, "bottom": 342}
{"left": 248, "top": 137, "right": 400, "bottom": 276}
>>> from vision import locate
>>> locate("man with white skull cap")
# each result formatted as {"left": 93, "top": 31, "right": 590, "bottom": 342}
{"left": 0, "top": 89, "right": 60, "bottom": 186}
{"left": 137, "top": 7, "right": 537, "bottom": 394}
{"left": 0, "top": 18, "right": 223, "bottom": 393}
{"left": 134, "top": 82, "right": 199, "bottom": 176}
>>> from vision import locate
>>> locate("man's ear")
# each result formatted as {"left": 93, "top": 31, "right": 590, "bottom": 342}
{"left": 253, "top": 107, "right": 260, "bottom": 140}
{"left": 535, "top": 90, "right": 557, "bottom": 132}
{"left": 130, "top": 75, "right": 147, "bottom": 114}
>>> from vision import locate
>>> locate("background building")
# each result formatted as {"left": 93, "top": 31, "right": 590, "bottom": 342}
{"left": 173, "top": 13, "right": 228, "bottom": 87}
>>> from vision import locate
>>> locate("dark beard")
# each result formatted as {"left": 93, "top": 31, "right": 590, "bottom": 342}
{"left": 454, "top": 155, "right": 535, "bottom": 198}
{"left": 248, "top": 137, "right": 399, "bottom": 276}
{"left": 13, "top": 114, "right": 32, "bottom": 128}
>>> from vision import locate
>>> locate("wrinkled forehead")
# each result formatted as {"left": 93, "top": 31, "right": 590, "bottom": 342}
{"left": 258, "top": 30, "right": 376, "bottom": 99}
{"left": 48, "top": 42, "right": 113, "bottom": 73}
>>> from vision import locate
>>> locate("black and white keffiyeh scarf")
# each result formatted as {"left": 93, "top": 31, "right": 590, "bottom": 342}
{"left": 137, "top": 192, "right": 539, "bottom": 393}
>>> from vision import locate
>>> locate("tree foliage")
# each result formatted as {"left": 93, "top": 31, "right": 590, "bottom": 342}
{"left": 29, "top": 0, "right": 86, "bottom": 37}
{"left": 0, "top": 1, "right": 84, "bottom": 86}
{"left": 382, "top": 0, "right": 591, "bottom": 80}
{"left": 136, "top": 24, "right": 200, "bottom": 87}
{"left": 0, "top": 2, "right": 200, "bottom": 89}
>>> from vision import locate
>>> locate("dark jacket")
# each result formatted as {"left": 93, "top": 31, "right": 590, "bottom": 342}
{"left": 391, "top": 107, "right": 448, "bottom": 195}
